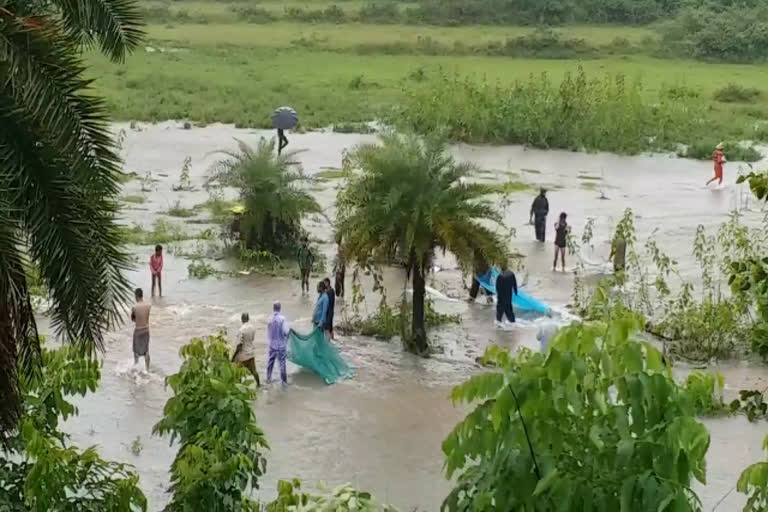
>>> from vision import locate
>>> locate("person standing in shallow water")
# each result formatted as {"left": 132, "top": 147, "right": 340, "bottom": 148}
{"left": 313, "top": 281, "right": 329, "bottom": 332}
{"left": 494, "top": 263, "right": 518, "bottom": 328}
{"left": 131, "top": 288, "right": 151, "bottom": 371}
{"left": 149, "top": 245, "right": 163, "bottom": 297}
{"left": 530, "top": 188, "right": 549, "bottom": 242}
{"left": 553, "top": 212, "right": 570, "bottom": 272}
{"left": 297, "top": 236, "right": 314, "bottom": 295}
{"left": 323, "top": 277, "right": 336, "bottom": 340}
{"left": 706, "top": 143, "right": 726, "bottom": 187}
{"left": 266, "top": 301, "right": 289, "bottom": 386}
{"left": 277, "top": 128, "right": 289, "bottom": 155}
{"left": 233, "top": 312, "right": 260, "bottom": 386}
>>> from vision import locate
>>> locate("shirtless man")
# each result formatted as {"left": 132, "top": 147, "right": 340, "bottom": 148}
{"left": 130, "top": 288, "right": 151, "bottom": 371}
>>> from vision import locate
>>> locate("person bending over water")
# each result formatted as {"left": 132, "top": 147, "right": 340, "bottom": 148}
{"left": 553, "top": 212, "right": 570, "bottom": 272}
{"left": 233, "top": 312, "right": 260, "bottom": 386}
{"left": 131, "top": 288, "right": 151, "bottom": 371}
{"left": 277, "top": 128, "right": 289, "bottom": 155}
{"left": 266, "top": 301, "right": 289, "bottom": 386}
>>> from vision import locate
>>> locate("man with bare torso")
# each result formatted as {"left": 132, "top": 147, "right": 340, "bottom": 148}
{"left": 131, "top": 288, "right": 151, "bottom": 371}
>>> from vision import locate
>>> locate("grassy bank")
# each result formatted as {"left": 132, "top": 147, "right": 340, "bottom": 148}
{"left": 87, "top": 15, "right": 768, "bottom": 157}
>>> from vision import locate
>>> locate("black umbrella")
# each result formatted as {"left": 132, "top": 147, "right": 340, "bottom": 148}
{"left": 272, "top": 106, "right": 298, "bottom": 130}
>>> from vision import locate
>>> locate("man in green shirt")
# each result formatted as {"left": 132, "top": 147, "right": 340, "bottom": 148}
{"left": 297, "top": 236, "right": 315, "bottom": 294}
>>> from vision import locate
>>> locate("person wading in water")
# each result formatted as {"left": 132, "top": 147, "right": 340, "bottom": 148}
{"left": 530, "top": 188, "right": 549, "bottom": 242}
{"left": 233, "top": 312, "right": 260, "bottom": 386}
{"left": 297, "top": 236, "right": 314, "bottom": 295}
{"left": 277, "top": 128, "right": 289, "bottom": 155}
{"left": 553, "top": 212, "right": 570, "bottom": 272}
{"left": 494, "top": 263, "right": 518, "bottom": 328}
{"left": 130, "top": 288, "right": 151, "bottom": 371}
{"left": 706, "top": 143, "right": 726, "bottom": 187}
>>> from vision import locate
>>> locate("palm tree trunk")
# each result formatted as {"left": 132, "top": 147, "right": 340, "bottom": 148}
{"left": 410, "top": 260, "right": 428, "bottom": 356}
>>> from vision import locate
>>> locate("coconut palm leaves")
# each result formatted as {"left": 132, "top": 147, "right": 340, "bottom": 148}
{"left": 207, "top": 138, "right": 321, "bottom": 253}
{"left": 337, "top": 132, "right": 507, "bottom": 354}
{"left": 0, "top": 0, "right": 143, "bottom": 435}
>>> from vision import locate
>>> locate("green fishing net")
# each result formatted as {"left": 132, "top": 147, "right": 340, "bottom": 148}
{"left": 288, "top": 328, "right": 353, "bottom": 384}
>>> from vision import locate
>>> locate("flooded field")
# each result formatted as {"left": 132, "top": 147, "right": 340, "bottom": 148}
{"left": 44, "top": 122, "right": 768, "bottom": 510}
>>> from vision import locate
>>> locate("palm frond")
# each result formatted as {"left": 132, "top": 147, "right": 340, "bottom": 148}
{"left": 50, "top": 0, "right": 144, "bottom": 62}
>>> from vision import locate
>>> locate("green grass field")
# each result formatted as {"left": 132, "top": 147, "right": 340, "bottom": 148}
{"left": 89, "top": 3, "right": 768, "bottom": 152}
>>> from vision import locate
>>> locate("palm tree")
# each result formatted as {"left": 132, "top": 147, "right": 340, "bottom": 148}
{"left": 0, "top": 1, "right": 143, "bottom": 435}
{"left": 337, "top": 132, "right": 508, "bottom": 355}
{"left": 207, "top": 138, "right": 321, "bottom": 254}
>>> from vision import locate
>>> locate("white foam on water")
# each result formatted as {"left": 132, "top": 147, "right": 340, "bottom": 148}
{"left": 114, "top": 359, "right": 165, "bottom": 386}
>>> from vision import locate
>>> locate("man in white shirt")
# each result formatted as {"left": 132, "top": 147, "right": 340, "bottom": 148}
{"left": 233, "top": 312, "right": 260, "bottom": 386}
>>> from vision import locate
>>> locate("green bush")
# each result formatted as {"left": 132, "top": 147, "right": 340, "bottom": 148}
{"left": 714, "top": 83, "right": 763, "bottom": 103}
{"left": 231, "top": 6, "right": 276, "bottom": 24}
{"left": 443, "top": 313, "right": 710, "bottom": 510}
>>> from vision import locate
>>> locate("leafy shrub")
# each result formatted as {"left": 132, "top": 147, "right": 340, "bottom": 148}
{"left": 443, "top": 313, "right": 710, "bottom": 510}
{"left": 358, "top": 2, "right": 401, "bottom": 23}
{"left": 231, "top": 6, "right": 276, "bottom": 24}
{"left": 683, "top": 371, "right": 727, "bottom": 416}
{"left": 679, "top": 141, "right": 762, "bottom": 162}
{"left": 284, "top": 5, "right": 347, "bottom": 23}
{"left": 729, "top": 389, "right": 768, "bottom": 422}
{"left": 153, "top": 333, "right": 268, "bottom": 510}
{"left": 714, "top": 83, "right": 763, "bottom": 103}
{"left": 187, "top": 259, "right": 218, "bottom": 279}
{"left": 267, "top": 479, "right": 397, "bottom": 511}
{"left": 738, "top": 435, "right": 768, "bottom": 511}
{"left": 0, "top": 344, "right": 147, "bottom": 511}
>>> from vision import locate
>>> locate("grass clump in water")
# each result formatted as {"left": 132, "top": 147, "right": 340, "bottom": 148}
{"left": 121, "top": 195, "right": 145, "bottom": 204}
{"left": 315, "top": 169, "right": 347, "bottom": 180}
{"left": 487, "top": 180, "right": 532, "bottom": 194}
{"left": 713, "top": 83, "right": 763, "bottom": 104}
{"left": 165, "top": 201, "right": 196, "bottom": 218}
{"left": 119, "top": 219, "right": 214, "bottom": 246}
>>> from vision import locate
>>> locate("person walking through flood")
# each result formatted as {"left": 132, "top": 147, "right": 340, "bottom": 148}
{"left": 130, "top": 288, "right": 152, "bottom": 371}
{"left": 494, "top": 263, "right": 518, "bottom": 328}
{"left": 706, "top": 143, "right": 726, "bottom": 187}
{"left": 313, "top": 280, "right": 329, "bottom": 332}
{"left": 553, "top": 212, "right": 570, "bottom": 272}
{"left": 529, "top": 188, "right": 549, "bottom": 242}
{"left": 233, "top": 312, "right": 260, "bottom": 386}
{"left": 297, "top": 236, "right": 315, "bottom": 295}
{"left": 277, "top": 128, "right": 289, "bottom": 155}
{"left": 266, "top": 301, "right": 289, "bottom": 386}
{"left": 323, "top": 277, "right": 336, "bottom": 340}
{"left": 150, "top": 245, "right": 163, "bottom": 297}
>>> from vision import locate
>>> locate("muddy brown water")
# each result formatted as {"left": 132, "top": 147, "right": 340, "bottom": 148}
{"left": 38, "top": 122, "right": 768, "bottom": 510}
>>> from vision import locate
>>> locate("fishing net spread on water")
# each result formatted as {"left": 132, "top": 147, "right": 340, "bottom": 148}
{"left": 475, "top": 268, "right": 550, "bottom": 314}
{"left": 288, "top": 328, "right": 353, "bottom": 384}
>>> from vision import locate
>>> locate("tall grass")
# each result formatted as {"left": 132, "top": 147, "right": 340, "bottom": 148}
{"left": 395, "top": 67, "right": 741, "bottom": 155}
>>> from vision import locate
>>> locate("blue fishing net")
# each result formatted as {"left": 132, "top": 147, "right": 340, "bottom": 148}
{"left": 475, "top": 268, "right": 550, "bottom": 314}
{"left": 288, "top": 328, "right": 353, "bottom": 384}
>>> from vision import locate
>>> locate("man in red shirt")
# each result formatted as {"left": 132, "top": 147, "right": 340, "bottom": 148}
{"left": 706, "top": 143, "right": 726, "bottom": 186}
{"left": 150, "top": 244, "right": 163, "bottom": 297}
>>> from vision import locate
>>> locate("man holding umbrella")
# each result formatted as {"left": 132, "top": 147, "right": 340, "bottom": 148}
{"left": 273, "top": 106, "right": 298, "bottom": 155}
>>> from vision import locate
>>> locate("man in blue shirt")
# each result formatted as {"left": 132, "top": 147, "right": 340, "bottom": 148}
{"left": 312, "top": 281, "right": 329, "bottom": 330}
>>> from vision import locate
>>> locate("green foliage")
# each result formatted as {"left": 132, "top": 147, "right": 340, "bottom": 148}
{"left": 729, "top": 390, "right": 768, "bottom": 422}
{"left": 683, "top": 371, "right": 727, "bottom": 416}
{"left": 714, "top": 83, "right": 763, "bottom": 103}
{"left": 153, "top": 333, "right": 268, "bottom": 511}
{"left": 267, "top": 479, "right": 396, "bottom": 511}
{"left": 165, "top": 200, "right": 196, "bottom": 218}
{"left": 396, "top": 67, "right": 721, "bottom": 156}
{"left": 119, "top": 218, "right": 214, "bottom": 245}
{"left": 0, "top": 344, "right": 146, "bottom": 511}
{"left": 738, "top": 435, "right": 768, "bottom": 511}
{"left": 121, "top": 194, "right": 146, "bottom": 204}
{"left": 679, "top": 141, "right": 762, "bottom": 162}
{"left": 337, "top": 132, "right": 506, "bottom": 354}
{"left": 173, "top": 156, "right": 194, "bottom": 192}
{"left": 443, "top": 312, "right": 709, "bottom": 511}
{"left": 188, "top": 259, "right": 218, "bottom": 279}
{"left": 0, "top": 0, "right": 143, "bottom": 433}
{"left": 206, "top": 138, "right": 320, "bottom": 253}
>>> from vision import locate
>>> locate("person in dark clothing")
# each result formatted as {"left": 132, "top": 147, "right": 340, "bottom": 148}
{"left": 468, "top": 251, "right": 490, "bottom": 302}
{"left": 553, "top": 212, "right": 570, "bottom": 272}
{"left": 494, "top": 264, "right": 518, "bottom": 327}
{"left": 529, "top": 188, "right": 549, "bottom": 242}
{"left": 277, "top": 128, "right": 289, "bottom": 155}
{"left": 323, "top": 277, "right": 336, "bottom": 340}
{"left": 333, "top": 233, "right": 345, "bottom": 298}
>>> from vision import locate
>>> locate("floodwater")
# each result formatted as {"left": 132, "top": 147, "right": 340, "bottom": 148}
{"left": 44, "top": 122, "right": 768, "bottom": 510}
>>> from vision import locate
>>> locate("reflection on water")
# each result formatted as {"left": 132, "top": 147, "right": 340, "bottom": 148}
{"left": 43, "top": 123, "right": 767, "bottom": 509}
